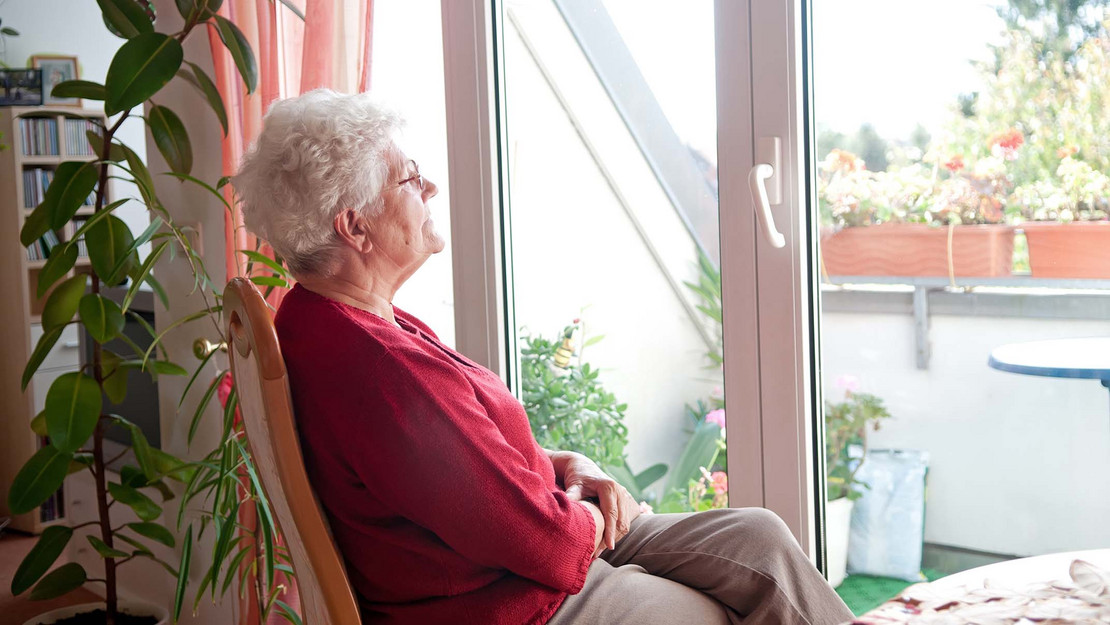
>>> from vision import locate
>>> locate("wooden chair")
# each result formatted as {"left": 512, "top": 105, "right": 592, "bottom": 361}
{"left": 224, "top": 277, "right": 362, "bottom": 624}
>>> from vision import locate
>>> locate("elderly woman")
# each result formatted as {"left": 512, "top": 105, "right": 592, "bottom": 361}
{"left": 234, "top": 90, "right": 853, "bottom": 625}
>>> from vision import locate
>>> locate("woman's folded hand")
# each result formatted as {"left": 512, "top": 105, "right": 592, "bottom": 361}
{"left": 562, "top": 454, "right": 641, "bottom": 551}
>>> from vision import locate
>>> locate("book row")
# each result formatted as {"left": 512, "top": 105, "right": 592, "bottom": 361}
{"left": 19, "top": 117, "right": 100, "bottom": 157}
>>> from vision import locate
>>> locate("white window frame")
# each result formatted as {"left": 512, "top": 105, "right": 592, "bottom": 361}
{"left": 441, "top": 0, "right": 824, "bottom": 565}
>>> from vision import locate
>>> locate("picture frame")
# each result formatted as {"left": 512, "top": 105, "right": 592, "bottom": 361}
{"left": 32, "top": 55, "right": 79, "bottom": 106}
{"left": 0, "top": 68, "right": 43, "bottom": 107}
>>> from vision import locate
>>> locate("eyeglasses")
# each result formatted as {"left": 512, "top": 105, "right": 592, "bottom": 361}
{"left": 395, "top": 160, "right": 425, "bottom": 191}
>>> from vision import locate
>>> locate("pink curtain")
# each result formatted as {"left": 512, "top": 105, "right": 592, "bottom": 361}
{"left": 208, "top": 2, "right": 374, "bottom": 623}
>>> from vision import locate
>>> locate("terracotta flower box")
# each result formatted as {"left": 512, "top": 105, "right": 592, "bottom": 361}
{"left": 820, "top": 223, "right": 1015, "bottom": 278}
{"left": 1022, "top": 221, "right": 1110, "bottom": 279}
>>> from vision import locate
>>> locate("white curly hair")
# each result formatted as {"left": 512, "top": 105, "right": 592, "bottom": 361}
{"left": 233, "top": 89, "right": 404, "bottom": 277}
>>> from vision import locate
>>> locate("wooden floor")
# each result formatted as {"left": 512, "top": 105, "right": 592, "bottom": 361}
{"left": 0, "top": 529, "right": 101, "bottom": 625}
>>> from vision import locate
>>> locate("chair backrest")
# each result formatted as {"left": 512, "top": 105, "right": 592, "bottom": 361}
{"left": 223, "top": 277, "right": 362, "bottom": 625}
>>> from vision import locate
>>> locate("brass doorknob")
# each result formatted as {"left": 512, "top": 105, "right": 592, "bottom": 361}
{"left": 193, "top": 338, "right": 227, "bottom": 359}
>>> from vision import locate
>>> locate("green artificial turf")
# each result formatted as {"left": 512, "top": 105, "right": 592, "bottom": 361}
{"left": 835, "top": 570, "right": 945, "bottom": 616}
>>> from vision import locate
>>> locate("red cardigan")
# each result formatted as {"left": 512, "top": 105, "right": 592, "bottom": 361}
{"left": 275, "top": 285, "right": 596, "bottom": 624}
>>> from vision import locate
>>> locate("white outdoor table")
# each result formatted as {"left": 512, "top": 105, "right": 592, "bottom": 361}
{"left": 988, "top": 337, "right": 1110, "bottom": 391}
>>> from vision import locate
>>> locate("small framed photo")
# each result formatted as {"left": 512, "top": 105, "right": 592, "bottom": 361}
{"left": 32, "top": 55, "right": 80, "bottom": 106}
{"left": 0, "top": 69, "right": 43, "bottom": 106}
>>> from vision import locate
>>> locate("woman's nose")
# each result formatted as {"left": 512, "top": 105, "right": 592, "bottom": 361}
{"left": 423, "top": 178, "right": 439, "bottom": 200}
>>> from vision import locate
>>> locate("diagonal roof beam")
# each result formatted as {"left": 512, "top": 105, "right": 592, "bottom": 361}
{"left": 553, "top": 0, "right": 721, "bottom": 264}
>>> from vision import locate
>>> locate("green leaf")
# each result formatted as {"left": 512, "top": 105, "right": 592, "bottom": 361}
{"left": 108, "top": 216, "right": 162, "bottom": 288}
{"left": 121, "top": 358, "right": 188, "bottom": 376}
{"left": 105, "top": 33, "right": 184, "bottom": 116}
{"left": 37, "top": 245, "right": 78, "bottom": 299}
{"left": 45, "top": 161, "right": 99, "bottom": 231}
{"left": 212, "top": 16, "right": 257, "bottom": 94}
{"left": 52, "top": 80, "right": 107, "bottom": 101}
{"left": 274, "top": 600, "right": 303, "bottom": 625}
{"left": 147, "top": 105, "right": 192, "bottom": 175}
{"left": 101, "top": 351, "right": 128, "bottom": 404}
{"left": 87, "top": 132, "right": 126, "bottom": 162}
{"left": 115, "top": 532, "right": 153, "bottom": 555}
{"left": 69, "top": 199, "right": 128, "bottom": 243}
{"left": 87, "top": 214, "right": 135, "bottom": 286}
{"left": 122, "top": 240, "right": 169, "bottom": 313}
{"left": 11, "top": 526, "right": 73, "bottom": 595}
{"left": 633, "top": 462, "right": 668, "bottom": 491}
{"left": 188, "top": 374, "right": 223, "bottom": 445}
{"left": 250, "top": 276, "right": 287, "bottom": 288}
{"left": 664, "top": 422, "right": 722, "bottom": 496}
{"left": 97, "top": 0, "right": 154, "bottom": 39}
{"left": 19, "top": 201, "right": 51, "bottom": 247}
{"left": 87, "top": 535, "right": 129, "bottom": 559}
{"left": 44, "top": 372, "right": 102, "bottom": 454}
{"left": 41, "top": 274, "right": 88, "bottom": 333}
{"left": 108, "top": 482, "right": 162, "bottom": 521}
{"left": 79, "top": 294, "right": 125, "bottom": 343}
{"left": 174, "top": 526, "right": 193, "bottom": 622}
{"left": 68, "top": 453, "right": 94, "bottom": 475}
{"left": 22, "top": 328, "right": 63, "bottom": 391}
{"left": 184, "top": 62, "right": 228, "bottom": 135}
{"left": 125, "top": 419, "right": 157, "bottom": 480}
{"left": 1, "top": 26, "right": 20, "bottom": 36}
{"left": 30, "top": 411, "right": 48, "bottom": 436}
{"left": 175, "top": 0, "right": 222, "bottom": 20}
{"left": 29, "top": 562, "right": 86, "bottom": 601}
{"left": 239, "top": 250, "right": 286, "bottom": 276}
{"left": 121, "top": 144, "right": 156, "bottom": 206}
{"left": 127, "top": 522, "right": 176, "bottom": 548}
{"left": 7, "top": 446, "right": 72, "bottom": 515}
{"left": 149, "top": 448, "right": 194, "bottom": 483}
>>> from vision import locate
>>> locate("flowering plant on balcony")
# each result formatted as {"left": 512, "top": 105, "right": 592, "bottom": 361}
{"left": 825, "top": 376, "right": 892, "bottom": 501}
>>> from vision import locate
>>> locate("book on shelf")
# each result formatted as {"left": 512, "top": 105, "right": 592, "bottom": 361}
{"left": 65, "top": 118, "right": 100, "bottom": 156}
{"left": 20, "top": 118, "right": 60, "bottom": 157}
{"left": 25, "top": 230, "right": 61, "bottom": 262}
{"left": 23, "top": 167, "right": 56, "bottom": 208}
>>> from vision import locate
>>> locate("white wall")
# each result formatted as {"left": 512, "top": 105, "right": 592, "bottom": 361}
{"left": 1, "top": 0, "right": 150, "bottom": 253}
{"left": 822, "top": 309, "right": 1110, "bottom": 557}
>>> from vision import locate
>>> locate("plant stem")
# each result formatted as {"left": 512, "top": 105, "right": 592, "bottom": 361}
{"left": 93, "top": 418, "right": 117, "bottom": 625}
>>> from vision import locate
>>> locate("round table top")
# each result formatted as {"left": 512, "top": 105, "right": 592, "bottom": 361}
{"left": 988, "top": 337, "right": 1110, "bottom": 382}
{"left": 929, "top": 548, "right": 1110, "bottom": 590}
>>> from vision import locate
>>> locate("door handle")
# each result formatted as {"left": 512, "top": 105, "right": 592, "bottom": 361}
{"left": 749, "top": 164, "right": 786, "bottom": 248}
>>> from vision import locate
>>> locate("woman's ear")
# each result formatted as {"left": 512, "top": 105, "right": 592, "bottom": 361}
{"left": 334, "top": 208, "right": 374, "bottom": 254}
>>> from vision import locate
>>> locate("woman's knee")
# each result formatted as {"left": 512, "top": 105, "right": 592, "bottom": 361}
{"left": 721, "top": 507, "right": 799, "bottom": 549}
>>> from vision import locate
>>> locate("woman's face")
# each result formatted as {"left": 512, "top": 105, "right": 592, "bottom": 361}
{"left": 372, "top": 149, "right": 445, "bottom": 269}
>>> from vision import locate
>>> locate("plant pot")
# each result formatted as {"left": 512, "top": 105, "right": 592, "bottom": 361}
{"left": 23, "top": 600, "right": 168, "bottom": 625}
{"left": 820, "top": 223, "right": 1014, "bottom": 278}
{"left": 1022, "top": 221, "right": 1110, "bottom": 279}
{"left": 825, "top": 497, "right": 854, "bottom": 588}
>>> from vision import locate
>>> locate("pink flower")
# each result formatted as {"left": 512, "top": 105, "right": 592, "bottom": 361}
{"left": 705, "top": 409, "right": 726, "bottom": 429}
{"left": 943, "top": 155, "right": 965, "bottom": 173}
{"left": 710, "top": 471, "right": 728, "bottom": 494}
{"left": 833, "top": 374, "right": 860, "bottom": 396}
{"left": 638, "top": 501, "right": 654, "bottom": 515}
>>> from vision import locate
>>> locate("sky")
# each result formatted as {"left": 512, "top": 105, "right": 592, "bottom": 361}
{"left": 604, "top": 0, "right": 1008, "bottom": 155}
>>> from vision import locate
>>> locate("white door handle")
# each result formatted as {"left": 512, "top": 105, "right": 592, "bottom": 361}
{"left": 749, "top": 164, "right": 786, "bottom": 248}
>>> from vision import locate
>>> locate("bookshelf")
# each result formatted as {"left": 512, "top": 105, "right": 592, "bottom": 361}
{"left": 0, "top": 107, "right": 106, "bottom": 534}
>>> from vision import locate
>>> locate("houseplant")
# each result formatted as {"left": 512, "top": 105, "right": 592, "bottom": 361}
{"left": 823, "top": 377, "right": 892, "bottom": 587}
{"left": 8, "top": 1, "right": 266, "bottom": 623}
{"left": 520, "top": 320, "right": 668, "bottom": 504}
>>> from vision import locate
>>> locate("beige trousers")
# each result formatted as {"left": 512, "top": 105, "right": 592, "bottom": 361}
{"left": 547, "top": 508, "right": 854, "bottom": 625}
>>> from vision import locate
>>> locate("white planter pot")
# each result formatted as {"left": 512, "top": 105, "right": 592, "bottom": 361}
{"left": 23, "top": 600, "right": 168, "bottom": 625}
{"left": 825, "top": 497, "right": 854, "bottom": 588}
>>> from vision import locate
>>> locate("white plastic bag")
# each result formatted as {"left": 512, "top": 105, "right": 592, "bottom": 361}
{"left": 846, "top": 449, "right": 929, "bottom": 581}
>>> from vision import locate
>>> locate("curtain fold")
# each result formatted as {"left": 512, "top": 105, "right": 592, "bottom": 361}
{"left": 208, "top": 1, "right": 374, "bottom": 623}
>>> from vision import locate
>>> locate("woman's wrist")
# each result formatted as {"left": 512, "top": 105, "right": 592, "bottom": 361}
{"left": 575, "top": 499, "right": 606, "bottom": 555}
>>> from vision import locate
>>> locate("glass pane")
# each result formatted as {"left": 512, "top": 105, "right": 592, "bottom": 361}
{"left": 500, "top": 0, "right": 727, "bottom": 513}
{"left": 812, "top": 0, "right": 1110, "bottom": 607}
{"left": 372, "top": 0, "right": 456, "bottom": 347}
